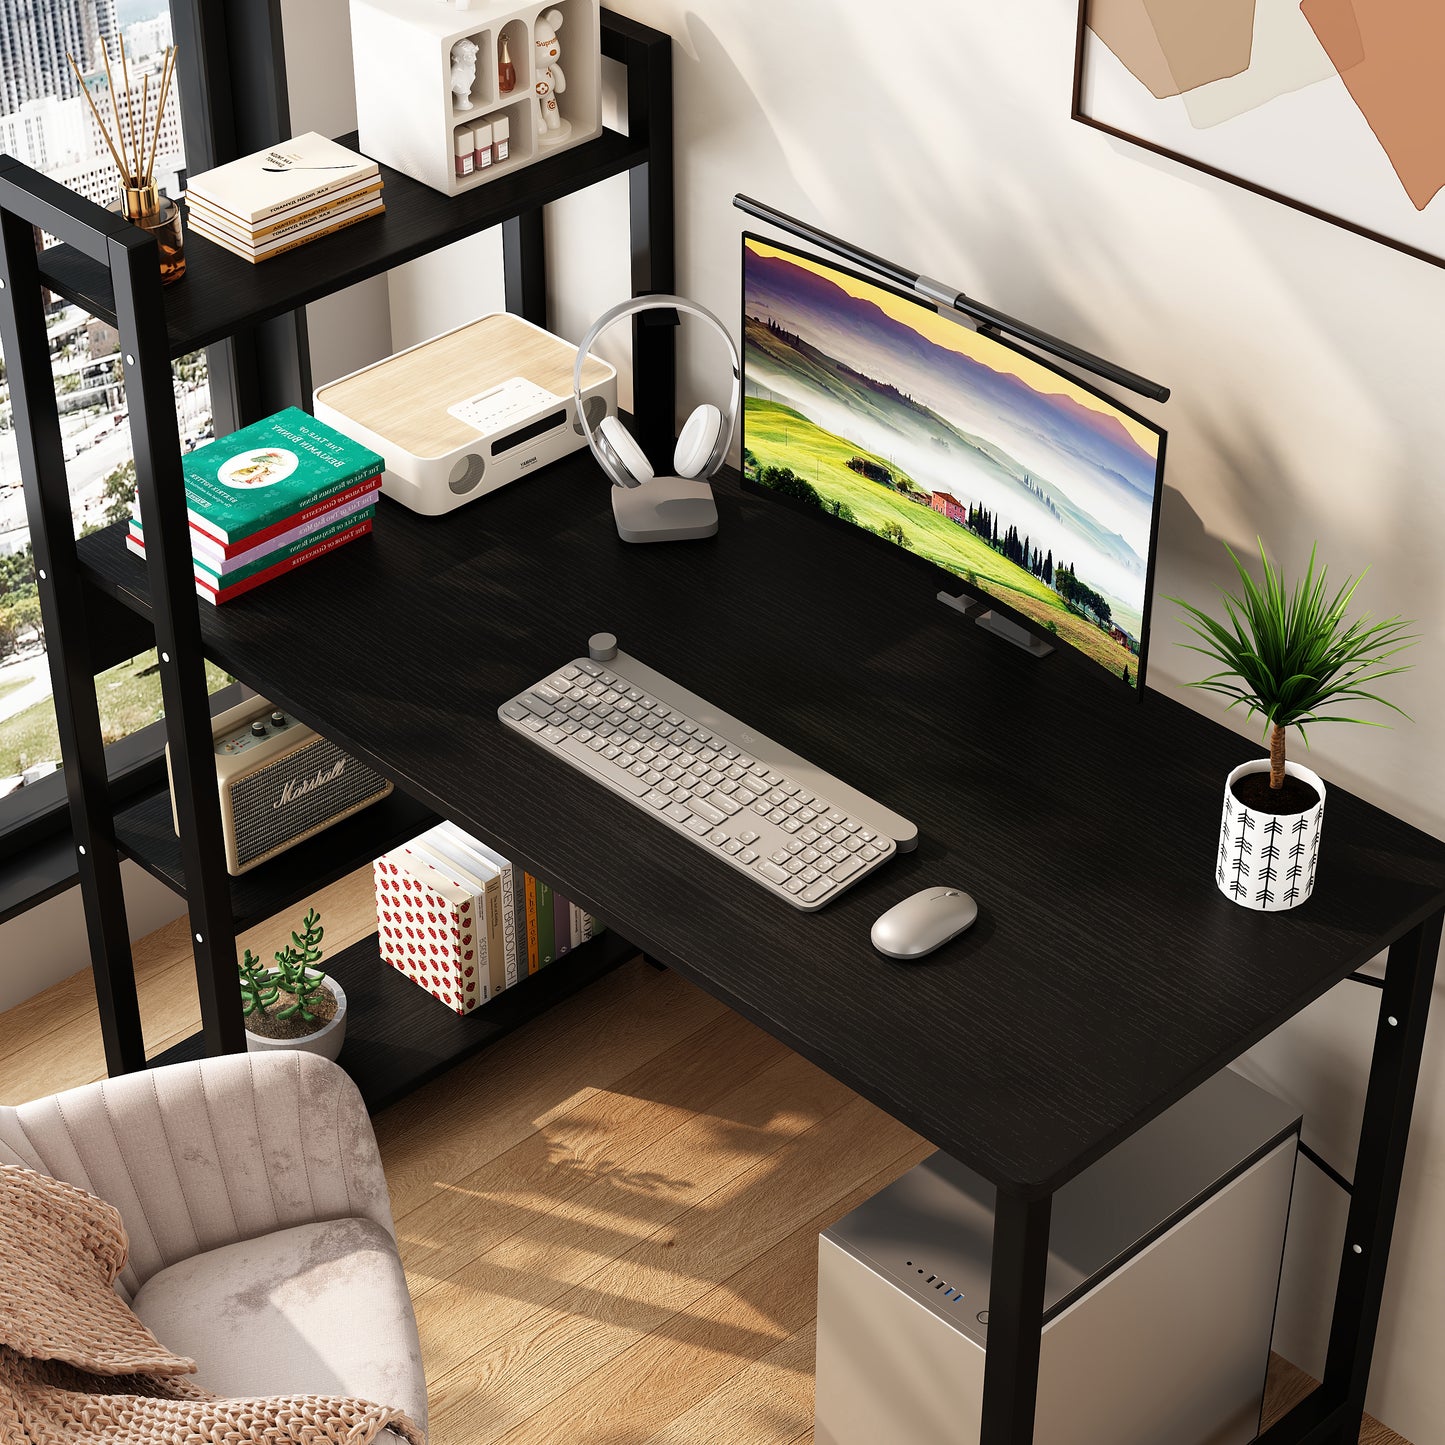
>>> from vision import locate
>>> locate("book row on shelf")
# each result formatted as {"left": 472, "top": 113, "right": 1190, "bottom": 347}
{"left": 376, "top": 820, "right": 605, "bottom": 1016}
{"left": 127, "top": 407, "right": 383, "bottom": 605}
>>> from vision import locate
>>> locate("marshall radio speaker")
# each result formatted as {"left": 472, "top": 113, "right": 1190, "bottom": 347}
{"left": 167, "top": 696, "right": 393, "bottom": 876}
{"left": 815, "top": 1067, "right": 1300, "bottom": 1445}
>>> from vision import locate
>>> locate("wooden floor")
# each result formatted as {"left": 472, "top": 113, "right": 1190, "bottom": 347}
{"left": 0, "top": 866, "right": 1408, "bottom": 1445}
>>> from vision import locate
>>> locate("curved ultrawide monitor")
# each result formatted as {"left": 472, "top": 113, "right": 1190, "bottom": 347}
{"left": 741, "top": 234, "right": 1166, "bottom": 691}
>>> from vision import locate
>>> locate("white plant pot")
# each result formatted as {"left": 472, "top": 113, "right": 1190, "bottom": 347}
{"left": 245, "top": 976, "right": 348, "bottom": 1063}
{"left": 1217, "top": 761, "right": 1326, "bottom": 912}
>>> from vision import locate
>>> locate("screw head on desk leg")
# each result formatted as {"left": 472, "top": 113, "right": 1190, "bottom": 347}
{"left": 589, "top": 632, "right": 619, "bottom": 661}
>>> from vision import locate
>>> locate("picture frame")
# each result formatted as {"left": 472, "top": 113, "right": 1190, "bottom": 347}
{"left": 1071, "top": 0, "right": 1445, "bottom": 271}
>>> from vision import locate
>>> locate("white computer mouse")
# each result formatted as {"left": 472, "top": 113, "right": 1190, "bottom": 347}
{"left": 870, "top": 887, "right": 979, "bottom": 959}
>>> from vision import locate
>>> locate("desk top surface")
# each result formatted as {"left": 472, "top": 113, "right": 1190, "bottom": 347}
{"left": 93, "top": 457, "right": 1445, "bottom": 1197}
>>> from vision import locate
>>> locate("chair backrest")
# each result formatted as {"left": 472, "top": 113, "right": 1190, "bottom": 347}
{"left": 0, "top": 1053, "right": 394, "bottom": 1301}
{"left": 0, "top": 1107, "right": 46, "bottom": 1171}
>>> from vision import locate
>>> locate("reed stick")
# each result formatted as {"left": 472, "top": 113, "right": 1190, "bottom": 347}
{"left": 118, "top": 36, "right": 139, "bottom": 181}
{"left": 99, "top": 41, "right": 132, "bottom": 180}
{"left": 145, "top": 47, "right": 177, "bottom": 186}
{"left": 66, "top": 53, "right": 129, "bottom": 178}
{"left": 138, "top": 73, "right": 149, "bottom": 183}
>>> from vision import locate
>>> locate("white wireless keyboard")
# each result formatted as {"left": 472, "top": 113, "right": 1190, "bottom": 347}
{"left": 499, "top": 645, "right": 917, "bottom": 911}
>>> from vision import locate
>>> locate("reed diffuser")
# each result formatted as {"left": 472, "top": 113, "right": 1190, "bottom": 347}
{"left": 67, "top": 40, "right": 185, "bottom": 285}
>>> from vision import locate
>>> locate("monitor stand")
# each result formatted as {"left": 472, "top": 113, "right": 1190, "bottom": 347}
{"left": 937, "top": 590, "right": 1054, "bottom": 658}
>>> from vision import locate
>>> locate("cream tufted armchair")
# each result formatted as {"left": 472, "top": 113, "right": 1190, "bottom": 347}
{"left": 0, "top": 1051, "right": 426, "bottom": 1443}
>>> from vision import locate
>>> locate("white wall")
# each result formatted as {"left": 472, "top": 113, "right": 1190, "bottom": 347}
{"left": 280, "top": 0, "right": 393, "bottom": 387}
{"left": 0, "top": 862, "right": 187, "bottom": 1013}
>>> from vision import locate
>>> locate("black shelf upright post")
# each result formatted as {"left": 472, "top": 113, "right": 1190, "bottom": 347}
{"left": 109, "top": 228, "right": 245, "bottom": 1056}
{"left": 610, "top": 13, "right": 675, "bottom": 464}
{"left": 502, "top": 208, "right": 548, "bottom": 327}
{"left": 0, "top": 165, "right": 146, "bottom": 1074}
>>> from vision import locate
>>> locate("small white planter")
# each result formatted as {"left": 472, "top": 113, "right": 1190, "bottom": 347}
{"left": 245, "top": 977, "right": 348, "bottom": 1063}
{"left": 1217, "top": 761, "right": 1326, "bottom": 912}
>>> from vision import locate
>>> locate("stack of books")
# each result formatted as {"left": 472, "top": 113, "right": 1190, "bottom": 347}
{"left": 375, "top": 823, "right": 604, "bottom": 1015}
{"left": 126, "top": 407, "right": 384, "bottom": 605}
{"left": 185, "top": 132, "right": 383, "bottom": 264}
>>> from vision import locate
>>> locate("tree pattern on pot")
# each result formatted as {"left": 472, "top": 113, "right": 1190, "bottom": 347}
{"left": 1218, "top": 771, "right": 1324, "bottom": 913}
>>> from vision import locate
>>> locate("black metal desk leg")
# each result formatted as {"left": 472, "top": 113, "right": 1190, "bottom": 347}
{"left": 981, "top": 1190, "right": 1052, "bottom": 1444}
{"left": 1319, "top": 909, "right": 1443, "bottom": 1442}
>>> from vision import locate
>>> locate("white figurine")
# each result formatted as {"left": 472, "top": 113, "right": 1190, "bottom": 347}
{"left": 533, "top": 9, "right": 569, "bottom": 142}
{"left": 450, "top": 37, "right": 479, "bottom": 111}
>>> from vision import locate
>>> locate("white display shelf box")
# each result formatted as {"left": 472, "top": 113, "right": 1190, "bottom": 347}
{"left": 350, "top": 0, "right": 601, "bottom": 197}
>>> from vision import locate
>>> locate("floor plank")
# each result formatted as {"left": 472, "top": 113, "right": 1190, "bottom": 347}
{"left": 0, "top": 864, "right": 1411, "bottom": 1445}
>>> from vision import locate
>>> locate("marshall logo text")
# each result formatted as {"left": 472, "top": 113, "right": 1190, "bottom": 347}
{"left": 274, "top": 758, "right": 346, "bottom": 808}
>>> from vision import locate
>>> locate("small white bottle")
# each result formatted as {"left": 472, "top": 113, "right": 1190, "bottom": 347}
{"left": 474, "top": 122, "right": 494, "bottom": 171}
{"left": 454, "top": 128, "right": 475, "bottom": 178}
{"left": 493, "top": 116, "right": 510, "bottom": 163}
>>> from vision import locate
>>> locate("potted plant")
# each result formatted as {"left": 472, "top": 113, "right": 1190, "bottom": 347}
{"left": 1173, "top": 540, "right": 1415, "bottom": 912}
{"left": 238, "top": 908, "right": 348, "bottom": 1061}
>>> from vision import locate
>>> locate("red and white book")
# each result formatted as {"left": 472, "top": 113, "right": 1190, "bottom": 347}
{"left": 154, "top": 472, "right": 382, "bottom": 555}
{"left": 130, "top": 484, "right": 379, "bottom": 574}
{"left": 126, "top": 515, "right": 373, "bottom": 604}
{"left": 373, "top": 847, "right": 489, "bottom": 1016}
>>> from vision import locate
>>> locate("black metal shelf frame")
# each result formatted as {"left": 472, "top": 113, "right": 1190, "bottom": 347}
{"left": 0, "top": 9, "right": 673, "bottom": 1079}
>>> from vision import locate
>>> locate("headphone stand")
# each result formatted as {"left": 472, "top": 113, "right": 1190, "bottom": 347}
{"left": 612, "top": 478, "right": 719, "bottom": 543}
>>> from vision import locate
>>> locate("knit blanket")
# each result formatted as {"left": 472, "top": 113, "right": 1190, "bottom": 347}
{"left": 0, "top": 1163, "right": 424, "bottom": 1444}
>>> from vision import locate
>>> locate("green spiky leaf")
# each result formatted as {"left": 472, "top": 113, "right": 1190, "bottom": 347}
{"left": 1169, "top": 540, "right": 1416, "bottom": 754}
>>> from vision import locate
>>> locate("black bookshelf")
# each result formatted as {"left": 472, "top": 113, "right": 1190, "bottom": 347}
{"left": 37, "top": 127, "right": 648, "bottom": 360}
{"left": 0, "top": 7, "right": 673, "bottom": 1083}
{"left": 149, "top": 927, "right": 639, "bottom": 1113}
{"left": 114, "top": 785, "right": 438, "bottom": 931}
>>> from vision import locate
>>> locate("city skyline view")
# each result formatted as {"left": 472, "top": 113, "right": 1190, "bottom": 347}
{"left": 0, "top": 0, "right": 210, "bottom": 798}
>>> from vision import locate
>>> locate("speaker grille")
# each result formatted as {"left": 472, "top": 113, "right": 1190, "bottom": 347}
{"left": 229, "top": 738, "right": 391, "bottom": 866}
{"left": 449, "top": 452, "right": 486, "bottom": 493}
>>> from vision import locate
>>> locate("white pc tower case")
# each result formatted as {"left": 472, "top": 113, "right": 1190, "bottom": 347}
{"left": 816, "top": 1068, "right": 1299, "bottom": 1445}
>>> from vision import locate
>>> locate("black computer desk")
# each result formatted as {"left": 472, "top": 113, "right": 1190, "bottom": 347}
{"left": 84, "top": 456, "right": 1445, "bottom": 1444}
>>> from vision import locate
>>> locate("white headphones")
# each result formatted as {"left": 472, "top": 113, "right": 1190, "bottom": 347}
{"left": 572, "top": 295, "right": 741, "bottom": 489}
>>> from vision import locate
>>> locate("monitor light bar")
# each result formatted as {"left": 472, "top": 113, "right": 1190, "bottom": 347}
{"left": 732, "top": 194, "right": 1169, "bottom": 404}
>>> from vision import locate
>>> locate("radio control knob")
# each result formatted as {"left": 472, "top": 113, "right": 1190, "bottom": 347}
{"left": 271, "top": 711, "right": 288, "bottom": 728}
{"left": 589, "top": 632, "right": 618, "bottom": 661}
{"left": 251, "top": 721, "right": 268, "bottom": 738}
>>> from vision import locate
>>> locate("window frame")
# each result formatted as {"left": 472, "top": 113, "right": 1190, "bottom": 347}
{"left": 0, "top": 0, "right": 303, "bottom": 887}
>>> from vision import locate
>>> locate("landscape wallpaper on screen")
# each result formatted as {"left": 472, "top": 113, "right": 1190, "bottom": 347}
{"left": 742, "top": 238, "right": 1162, "bottom": 686}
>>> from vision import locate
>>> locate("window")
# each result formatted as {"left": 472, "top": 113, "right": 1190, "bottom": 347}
{"left": 0, "top": 0, "right": 220, "bottom": 824}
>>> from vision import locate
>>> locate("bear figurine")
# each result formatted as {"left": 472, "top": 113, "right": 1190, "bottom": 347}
{"left": 533, "top": 9, "right": 569, "bottom": 141}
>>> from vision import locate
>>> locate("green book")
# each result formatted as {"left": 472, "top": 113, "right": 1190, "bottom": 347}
{"left": 130, "top": 507, "right": 377, "bottom": 590}
{"left": 535, "top": 880, "right": 556, "bottom": 967}
{"left": 181, "top": 407, "right": 383, "bottom": 545}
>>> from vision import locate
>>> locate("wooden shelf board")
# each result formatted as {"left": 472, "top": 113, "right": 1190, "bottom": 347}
{"left": 36, "top": 126, "right": 647, "bottom": 359}
{"left": 114, "top": 784, "right": 438, "bottom": 931}
{"left": 148, "top": 927, "right": 639, "bottom": 1112}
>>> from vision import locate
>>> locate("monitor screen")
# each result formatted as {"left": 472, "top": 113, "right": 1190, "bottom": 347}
{"left": 741, "top": 235, "right": 1166, "bottom": 690}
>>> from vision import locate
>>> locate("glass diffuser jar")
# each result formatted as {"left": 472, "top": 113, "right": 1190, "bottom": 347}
{"left": 111, "top": 180, "right": 186, "bottom": 285}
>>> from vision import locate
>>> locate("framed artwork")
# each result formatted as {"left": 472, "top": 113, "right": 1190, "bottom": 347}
{"left": 1072, "top": 0, "right": 1445, "bottom": 269}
